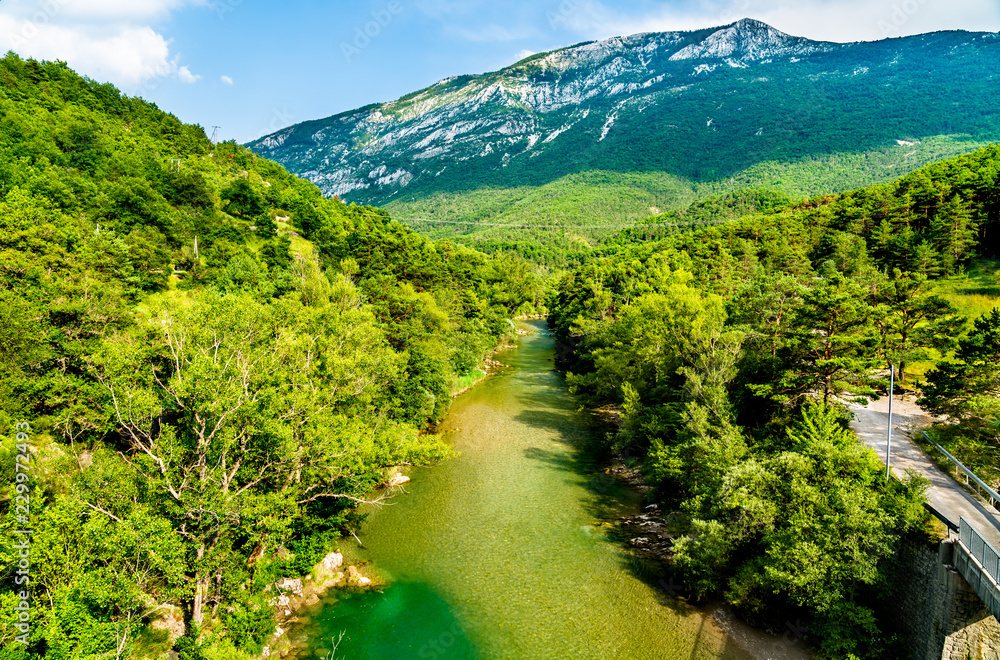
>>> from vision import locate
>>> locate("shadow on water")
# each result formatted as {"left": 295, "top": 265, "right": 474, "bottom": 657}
{"left": 511, "top": 407, "right": 584, "bottom": 439}
{"left": 306, "top": 582, "right": 477, "bottom": 659}
{"left": 511, "top": 329, "right": 712, "bottom": 626}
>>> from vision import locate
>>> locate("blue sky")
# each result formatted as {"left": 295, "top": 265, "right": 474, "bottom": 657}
{"left": 2, "top": 0, "right": 999, "bottom": 143}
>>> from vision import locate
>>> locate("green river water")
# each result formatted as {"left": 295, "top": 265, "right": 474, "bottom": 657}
{"left": 299, "top": 321, "right": 759, "bottom": 659}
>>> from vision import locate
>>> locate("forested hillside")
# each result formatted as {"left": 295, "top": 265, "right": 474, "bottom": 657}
{"left": 548, "top": 144, "right": 1000, "bottom": 657}
{"left": 0, "top": 54, "right": 539, "bottom": 658}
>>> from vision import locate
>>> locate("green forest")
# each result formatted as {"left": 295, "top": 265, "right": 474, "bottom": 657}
{"left": 549, "top": 143, "right": 1000, "bottom": 657}
{"left": 0, "top": 54, "right": 541, "bottom": 658}
{"left": 253, "top": 26, "right": 1000, "bottom": 243}
{"left": 3, "top": 52, "right": 1000, "bottom": 660}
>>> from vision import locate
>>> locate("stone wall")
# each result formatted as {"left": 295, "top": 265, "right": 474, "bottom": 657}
{"left": 890, "top": 537, "right": 1000, "bottom": 659}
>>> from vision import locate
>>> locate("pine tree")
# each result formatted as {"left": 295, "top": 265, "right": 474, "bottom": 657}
{"left": 920, "top": 307, "right": 1000, "bottom": 435}
{"left": 767, "top": 274, "right": 881, "bottom": 405}
{"left": 874, "top": 270, "right": 964, "bottom": 382}
{"left": 931, "top": 194, "right": 978, "bottom": 274}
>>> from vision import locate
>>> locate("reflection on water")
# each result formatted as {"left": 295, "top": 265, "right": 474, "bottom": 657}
{"left": 302, "top": 321, "right": 753, "bottom": 660}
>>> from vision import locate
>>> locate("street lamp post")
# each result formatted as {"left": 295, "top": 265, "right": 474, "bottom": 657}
{"left": 886, "top": 364, "right": 894, "bottom": 483}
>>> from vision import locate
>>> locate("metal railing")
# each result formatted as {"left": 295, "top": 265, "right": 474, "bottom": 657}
{"left": 956, "top": 517, "right": 1000, "bottom": 620}
{"left": 924, "top": 431, "right": 1000, "bottom": 509}
{"left": 961, "top": 517, "right": 1000, "bottom": 583}
{"left": 925, "top": 503, "right": 959, "bottom": 533}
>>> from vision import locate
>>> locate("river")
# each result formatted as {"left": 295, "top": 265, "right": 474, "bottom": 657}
{"left": 297, "top": 321, "right": 781, "bottom": 659}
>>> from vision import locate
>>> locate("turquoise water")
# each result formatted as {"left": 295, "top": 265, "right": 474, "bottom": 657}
{"left": 301, "top": 321, "right": 751, "bottom": 660}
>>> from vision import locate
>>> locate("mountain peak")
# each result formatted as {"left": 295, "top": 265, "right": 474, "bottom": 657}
{"left": 733, "top": 17, "right": 776, "bottom": 30}
{"left": 669, "top": 18, "right": 827, "bottom": 61}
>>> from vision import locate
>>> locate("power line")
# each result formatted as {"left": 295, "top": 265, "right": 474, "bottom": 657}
{"left": 401, "top": 217, "right": 624, "bottom": 229}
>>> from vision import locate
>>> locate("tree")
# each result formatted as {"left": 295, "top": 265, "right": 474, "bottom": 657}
{"left": 758, "top": 274, "right": 880, "bottom": 406}
{"left": 874, "top": 269, "right": 964, "bottom": 382}
{"left": 930, "top": 194, "right": 978, "bottom": 274}
{"left": 920, "top": 307, "right": 1000, "bottom": 438}
{"left": 92, "top": 290, "right": 441, "bottom": 626}
{"left": 695, "top": 403, "right": 925, "bottom": 657}
{"left": 220, "top": 179, "right": 264, "bottom": 219}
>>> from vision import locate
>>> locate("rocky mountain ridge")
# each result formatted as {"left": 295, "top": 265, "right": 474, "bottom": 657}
{"left": 249, "top": 19, "right": 1000, "bottom": 237}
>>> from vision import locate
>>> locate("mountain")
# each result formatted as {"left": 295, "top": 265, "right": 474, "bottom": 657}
{"left": 248, "top": 19, "right": 1000, "bottom": 245}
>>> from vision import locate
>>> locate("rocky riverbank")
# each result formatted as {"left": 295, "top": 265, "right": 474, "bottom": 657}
{"left": 451, "top": 325, "right": 527, "bottom": 398}
{"left": 267, "top": 333, "right": 533, "bottom": 655}
{"left": 591, "top": 422, "right": 814, "bottom": 660}
{"left": 256, "top": 471, "right": 414, "bottom": 658}
{"left": 260, "top": 550, "right": 378, "bottom": 658}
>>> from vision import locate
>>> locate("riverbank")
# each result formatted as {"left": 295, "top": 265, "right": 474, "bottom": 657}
{"left": 288, "top": 320, "right": 775, "bottom": 658}
{"left": 259, "top": 473, "right": 413, "bottom": 657}
{"left": 588, "top": 409, "right": 814, "bottom": 660}
{"left": 451, "top": 357, "right": 506, "bottom": 397}
{"left": 451, "top": 323, "right": 528, "bottom": 397}
{"left": 264, "top": 331, "right": 533, "bottom": 657}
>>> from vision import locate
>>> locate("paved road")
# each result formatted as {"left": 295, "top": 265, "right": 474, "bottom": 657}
{"left": 849, "top": 396, "right": 1000, "bottom": 550}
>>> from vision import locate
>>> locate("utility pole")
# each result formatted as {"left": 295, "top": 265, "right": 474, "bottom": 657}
{"left": 210, "top": 126, "right": 220, "bottom": 146}
{"left": 886, "top": 364, "right": 895, "bottom": 482}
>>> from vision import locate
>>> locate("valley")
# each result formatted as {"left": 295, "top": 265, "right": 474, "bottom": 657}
{"left": 2, "top": 12, "right": 1000, "bottom": 660}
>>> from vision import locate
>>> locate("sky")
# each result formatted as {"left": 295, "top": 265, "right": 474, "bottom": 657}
{"left": 1, "top": 0, "right": 998, "bottom": 143}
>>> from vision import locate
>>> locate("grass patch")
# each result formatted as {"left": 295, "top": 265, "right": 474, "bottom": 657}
{"left": 277, "top": 219, "right": 317, "bottom": 259}
{"left": 906, "top": 259, "right": 1000, "bottom": 383}
{"left": 916, "top": 424, "right": 1000, "bottom": 493}
{"left": 932, "top": 259, "right": 1000, "bottom": 321}
{"left": 381, "top": 136, "right": 995, "bottom": 250}
{"left": 452, "top": 368, "right": 486, "bottom": 395}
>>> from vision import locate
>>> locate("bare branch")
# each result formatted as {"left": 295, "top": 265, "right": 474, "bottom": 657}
{"left": 84, "top": 501, "right": 123, "bottom": 523}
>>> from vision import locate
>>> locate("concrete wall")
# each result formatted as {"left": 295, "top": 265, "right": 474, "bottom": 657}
{"left": 890, "top": 537, "right": 1000, "bottom": 660}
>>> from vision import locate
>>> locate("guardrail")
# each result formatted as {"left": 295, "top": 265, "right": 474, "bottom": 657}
{"left": 925, "top": 503, "right": 959, "bottom": 533}
{"left": 923, "top": 431, "right": 1000, "bottom": 509}
{"left": 956, "top": 517, "right": 1000, "bottom": 620}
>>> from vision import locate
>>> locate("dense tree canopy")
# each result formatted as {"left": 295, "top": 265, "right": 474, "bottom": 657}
{"left": 2, "top": 51, "right": 999, "bottom": 660}
{"left": 546, "top": 145, "right": 1000, "bottom": 657}
{"left": 0, "top": 54, "right": 539, "bottom": 659}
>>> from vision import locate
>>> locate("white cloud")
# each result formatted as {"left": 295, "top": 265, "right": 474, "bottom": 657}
{"left": 178, "top": 65, "right": 200, "bottom": 83}
{"left": 414, "top": 0, "right": 482, "bottom": 20}
{"left": 514, "top": 49, "right": 537, "bottom": 61}
{"left": 0, "top": 0, "right": 207, "bottom": 90}
{"left": 58, "top": 0, "right": 197, "bottom": 23}
{"left": 417, "top": 0, "right": 541, "bottom": 42}
{"left": 748, "top": 0, "right": 1000, "bottom": 42}
{"left": 221, "top": 75, "right": 234, "bottom": 86}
